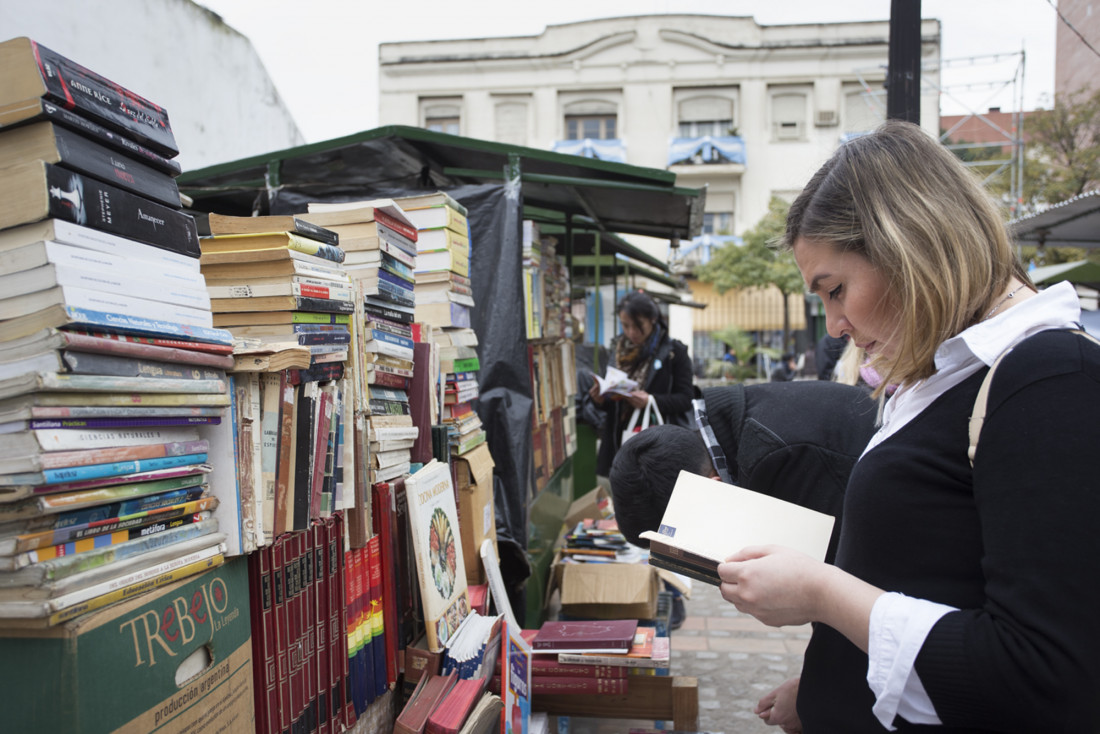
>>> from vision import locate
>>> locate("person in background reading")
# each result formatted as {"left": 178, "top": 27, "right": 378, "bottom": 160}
{"left": 717, "top": 120, "right": 1100, "bottom": 732}
{"left": 588, "top": 290, "right": 694, "bottom": 480}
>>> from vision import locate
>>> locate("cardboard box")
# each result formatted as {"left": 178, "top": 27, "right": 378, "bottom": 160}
{"left": 454, "top": 442, "right": 498, "bottom": 585}
{"left": 0, "top": 557, "right": 254, "bottom": 733}
{"left": 553, "top": 558, "right": 661, "bottom": 620}
{"left": 562, "top": 485, "right": 612, "bottom": 529}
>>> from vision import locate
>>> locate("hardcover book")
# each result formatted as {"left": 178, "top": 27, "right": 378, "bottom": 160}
{"left": 501, "top": 622, "right": 531, "bottom": 734}
{"left": 531, "top": 619, "right": 639, "bottom": 653}
{"left": 205, "top": 212, "right": 339, "bottom": 246}
{"left": 638, "top": 470, "right": 835, "bottom": 586}
{"left": 406, "top": 459, "right": 471, "bottom": 652}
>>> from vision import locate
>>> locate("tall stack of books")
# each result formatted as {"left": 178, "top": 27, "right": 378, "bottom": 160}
{"left": 0, "top": 37, "right": 232, "bottom": 628}
{"left": 397, "top": 193, "right": 488, "bottom": 458}
{"left": 522, "top": 221, "right": 545, "bottom": 340}
{"left": 196, "top": 216, "right": 353, "bottom": 547}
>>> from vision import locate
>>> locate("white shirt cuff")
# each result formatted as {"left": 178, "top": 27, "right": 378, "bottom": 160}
{"left": 867, "top": 591, "right": 957, "bottom": 730}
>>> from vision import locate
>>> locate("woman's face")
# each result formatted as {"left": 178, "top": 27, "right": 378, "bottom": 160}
{"left": 793, "top": 237, "right": 900, "bottom": 360}
{"left": 619, "top": 311, "right": 655, "bottom": 347}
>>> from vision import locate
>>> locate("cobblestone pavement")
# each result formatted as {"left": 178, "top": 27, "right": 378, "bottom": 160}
{"left": 562, "top": 579, "right": 809, "bottom": 734}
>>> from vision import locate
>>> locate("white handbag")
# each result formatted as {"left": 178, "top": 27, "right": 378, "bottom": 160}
{"left": 621, "top": 394, "right": 664, "bottom": 445}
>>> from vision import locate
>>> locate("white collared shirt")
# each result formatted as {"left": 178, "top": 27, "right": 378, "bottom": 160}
{"left": 864, "top": 281, "right": 1081, "bottom": 730}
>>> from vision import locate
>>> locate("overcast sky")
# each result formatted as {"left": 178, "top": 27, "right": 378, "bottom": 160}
{"left": 195, "top": 0, "right": 1060, "bottom": 143}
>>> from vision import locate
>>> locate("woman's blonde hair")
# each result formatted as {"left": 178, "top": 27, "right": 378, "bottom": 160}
{"left": 781, "top": 120, "right": 1031, "bottom": 391}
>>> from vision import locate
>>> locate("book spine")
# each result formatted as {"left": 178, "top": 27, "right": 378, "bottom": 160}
{"left": 374, "top": 210, "right": 419, "bottom": 243}
{"left": 273, "top": 372, "right": 294, "bottom": 537}
{"left": 30, "top": 40, "right": 179, "bottom": 157}
{"left": 324, "top": 515, "right": 344, "bottom": 730}
{"left": 366, "top": 370, "right": 411, "bottom": 390}
{"left": 529, "top": 660, "right": 627, "bottom": 678}
{"left": 377, "top": 267, "right": 414, "bottom": 289}
{"left": 21, "top": 508, "right": 213, "bottom": 561}
{"left": 490, "top": 675, "right": 628, "bottom": 695}
{"left": 312, "top": 522, "right": 331, "bottom": 734}
{"left": 30, "top": 416, "right": 220, "bottom": 432}
{"left": 31, "top": 438, "right": 207, "bottom": 471}
{"left": 19, "top": 516, "right": 217, "bottom": 581}
{"left": 56, "top": 306, "right": 234, "bottom": 346}
{"left": 46, "top": 123, "right": 182, "bottom": 208}
{"left": 308, "top": 388, "right": 334, "bottom": 525}
{"left": 377, "top": 238, "right": 416, "bottom": 267}
{"left": 286, "top": 363, "right": 344, "bottom": 386}
{"left": 207, "top": 280, "right": 354, "bottom": 301}
{"left": 13, "top": 424, "right": 201, "bottom": 454}
{"left": 291, "top": 383, "right": 316, "bottom": 531}
{"left": 16, "top": 497, "right": 218, "bottom": 554}
{"left": 357, "top": 546, "right": 375, "bottom": 706}
{"left": 291, "top": 218, "right": 339, "bottom": 247}
{"left": 347, "top": 548, "right": 364, "bottom": 714}
{"left": 342, "top": 547, "right": 359, "bottom": 725}
{"left": 42, "top": 484, "right": 207, "bottom": 528}
{"left": 286, "top": 532, "right": 306, "bottom": 732}
{"left": 35, "top": 100, "right": 181, "bottom": 175}
{"left": 47, "top": 552, "right": 223, "bottom": 625}
{"left": 34, "top": 163, "right": 198, "bottom": 257}
{"left": 272, "top": 535, "right": 293, "bottom": 733}
{"left": 302, "top": 529, "right": 319, "bottom": 734}
{"left": 247, "top": 545, "right": 272, "bottom": 734}
{"left": 367, "top": 534, "right": 387, "bottom": 697}
{"left": 285, "top": 233, "right": 346, "bottom": 264}
{"left": 379, "top": 252, "right": 415, "bottom": 281}
{"left": 363, "top": 302, "right": 414, "bottom": 325}
{"left": 59, "top": 354, "right": 226, "bottom": 385}
{"left": 368, "top": 399, "right": 410, "bottom": 416}
{"left": 61, "top": 330, "right": 234, "bottom": 368}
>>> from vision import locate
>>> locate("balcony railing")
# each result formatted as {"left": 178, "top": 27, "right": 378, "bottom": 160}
{"left": 551, "top": 138, "right": 627, "bottom": 163}
{"left": 668, "top": 135, "right": 746, "bottom": 166}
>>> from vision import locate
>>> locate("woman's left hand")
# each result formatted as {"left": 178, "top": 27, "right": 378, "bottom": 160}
{"left": 625, "top": 389, "right": 650, "bottom": 409}
{"left": 717, "top": 545, "right": 827, "bottom": 628}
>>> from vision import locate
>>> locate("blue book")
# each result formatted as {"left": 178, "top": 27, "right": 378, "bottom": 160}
{"left": 377, "top": 269, "right": 414, "bottom": 291}
{"left": 380, "top": 253, "right": 414, "bottom": 281}
{"left": 50, "top": 485, "right": 208, "bottom": 530}
{"left": 367, "top": 329, "right": 414, "bottom": 350}
{"left": 31, "top": 452, "right": 210, "bottom": 486}
{"left": 0, "top": 304, "right": 234, "bottom": 345}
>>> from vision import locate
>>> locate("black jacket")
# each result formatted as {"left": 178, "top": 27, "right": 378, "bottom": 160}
{"left": 701, "top": 380, "right": 879, "bottom": 562}
{"left": 595, "top": 335, "right": 694, "bottom": 476}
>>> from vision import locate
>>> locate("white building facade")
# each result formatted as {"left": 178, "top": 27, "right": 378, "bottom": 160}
{"left": 379, "top": 14, "right": 941, "bottom": 242}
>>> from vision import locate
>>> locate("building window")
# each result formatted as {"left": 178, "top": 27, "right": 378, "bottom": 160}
{"left": 495, "top": 101, "right": 528, "bottom": 146}
{"left": 565, "top": 114, "right": 617, "bottom": 140}
{"left": 422, "top": 99, "right": 461, "bottom": 136}
{"left": 844, "top": 87, "right": 882, "bottom": 135}
{"left": 677, "top": 94, "right": 737, "bottom": 137}
{"left": 771, "top": 91, "right": 808, "bottom": 141}
{"left": 703, "top": 212, "right": 733, "bottom": 235}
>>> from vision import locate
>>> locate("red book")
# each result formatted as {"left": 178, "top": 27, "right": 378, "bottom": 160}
{"left": 60, "top": 329, "right": 236, "bottom": 367}
{"left": 531, "top": 619, "right": 639, "bottom": 653}
{"left": 368, "top": 369, "right": 412, "bottom": 390}
{"left": 489, "top": 674, "right": 628, "bottom": 696}
{"left": 351, "top": 546, "right": 369, "bottom": 710}
{"left": 342, "top": 547, "right": 358, "bottom": 728}
{"left": 287, "top": 531, "right": 306, "bottom": 731}
{"left": 312, "top": 522, "right": 331, "bottom": 734}
{"left": 326, "top": 514, "right": 347, "bottom": 730}
{"left": 358, "top": 545, "right": 376, "bottom": 705}
{"left": 468, "top": 584, "right": 488, "bottom": 615}
{"left": 272, "top": 535, "right": 293, "bottom": 733}
{"left": 367, "top": 534, "right": 387, "bottom": 698}
{"left": 303, "top": 529, "right": 319, "bottom": 733}
{"left": 273, "top": 371, "right": 295, "bottom": 536}
{"left": 375, "top": 208, "right": 419, "bottom": 243}
{"left": 309, "top": 387, "right": 334, "bottom": 520}
{"left": 67, "top": 329, "right": 235, "bottom": 355}
{"left": 531, "top": 659, "right": 627, "bottom": 678}
{"left": 409, "top": 342, "right": 434, "bottom": 464}
{"left": 246, "top": 547, "right": 269, "bottom": 734}
{"left": 371, "top": 481, "right": 400, "bottom": 687}
{"left": 425, "top": 677, "right": 488, "bottom": 734}
{"left": 394, "top": 673, "right": 458, "bottom": 734}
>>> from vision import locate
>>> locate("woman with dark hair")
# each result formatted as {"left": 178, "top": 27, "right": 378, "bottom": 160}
{"left": 588, "top": 290, "right": 694, "bottom": 479}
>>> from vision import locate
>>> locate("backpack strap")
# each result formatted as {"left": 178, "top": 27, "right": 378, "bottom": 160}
{"left": 969, "top": 329, "right": 1100, "bottom": 468}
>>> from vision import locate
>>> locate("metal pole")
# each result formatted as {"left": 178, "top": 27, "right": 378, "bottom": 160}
{"left": 887, "top": 0, "right": 922, "bottom": 124}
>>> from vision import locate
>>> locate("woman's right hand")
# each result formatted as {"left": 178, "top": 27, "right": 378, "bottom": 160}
{"left": 588, "top": 382, "right": 604, "bottom": 406}
{"left": 755, "top": 676, "right": 802, "bottom": 733}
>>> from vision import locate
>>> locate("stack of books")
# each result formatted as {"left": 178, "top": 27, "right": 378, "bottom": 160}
{"left": 559, "top": 518, "right": 642, "bottom": 565}
{"left": 399, "top": 193, "right": 472, "bottom": 330}
{"left": 197, "top": 215, "right": 354, "bottom": 546}
{"left": 0, "top": 37, "right": 233, "bottom": 627}
{"left": 435, "top": 326, "right": 487, "bottom": 457}
{"left": 522, "top": 221, "right": 545, "bottom": 340}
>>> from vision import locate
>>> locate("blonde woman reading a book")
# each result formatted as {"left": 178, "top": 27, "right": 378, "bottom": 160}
{"left": 717, "top": 121, "right": 1100, "bottom": 732}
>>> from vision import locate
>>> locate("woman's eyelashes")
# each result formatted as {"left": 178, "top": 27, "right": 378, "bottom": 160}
{"left": 828, "top": 284, "right": 843, "bottom": 300}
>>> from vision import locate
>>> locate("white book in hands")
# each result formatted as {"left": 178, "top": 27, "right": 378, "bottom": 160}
{"left": 639, "top": 470, "right": 835, "bottom": 586}
{"left": 593, "top": 366, "right": 638, "bottom": 397}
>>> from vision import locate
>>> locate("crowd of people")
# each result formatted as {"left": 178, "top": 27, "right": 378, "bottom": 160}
{"left": 589, "top": 121, "right": 1100, "bottom": 732}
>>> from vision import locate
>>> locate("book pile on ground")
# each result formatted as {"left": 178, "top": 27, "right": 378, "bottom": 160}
{"left": 247, "top": 514, "right": 354, "bottom": 734}
{"left": 0, "top": 37, "right": 237, "bottom": 627}
{"left": 559, "top": 518, "right": 642, "bottom": 565}
{"left": 435, "top": 326, "right": 487, "bottom": 457}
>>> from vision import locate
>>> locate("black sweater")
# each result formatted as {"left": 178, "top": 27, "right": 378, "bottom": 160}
{"left": 797, "top": 330, "right": 1100, "bottom": 732}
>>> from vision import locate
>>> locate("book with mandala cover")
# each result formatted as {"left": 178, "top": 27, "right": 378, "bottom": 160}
{"left": 407, "top": 458, "right": 470, "bottom": 652}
